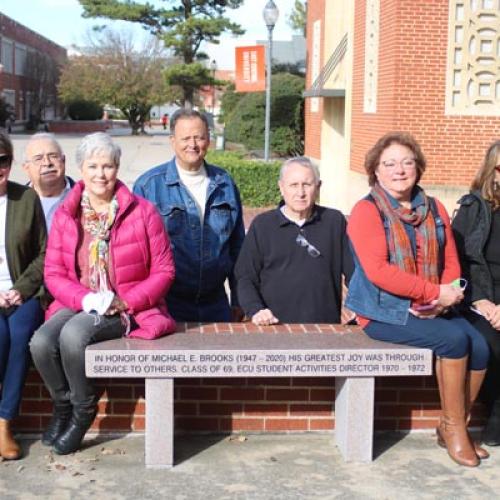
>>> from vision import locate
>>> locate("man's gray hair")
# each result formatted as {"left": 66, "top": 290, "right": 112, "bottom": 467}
{"left": 279, "top": 156, "right": 321, "bottom": 184}
{"left": 24, "top": 132, "right": 63, "bottom": 162}
{"left": 75, "top": 132, "right": 121, "bottom": 169}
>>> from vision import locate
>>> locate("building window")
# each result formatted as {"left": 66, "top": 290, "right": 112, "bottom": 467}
{"left": 446, "top": 0, "right": 500, "bottom": 115}
{"left": 15, "top": 44, "right": 27, "bottom": 76}
{"left": 1, "top": 38, "right": 14, "bottom": 74}
{"left": 2, "top": 89, "right": 16, "bottom": 118}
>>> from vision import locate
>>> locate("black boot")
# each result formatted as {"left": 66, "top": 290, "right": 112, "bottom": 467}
{"left": 482, "top": 400, "right": 500, "bottom": 446}
{"left": 53, "top": 407, "right": 97, "bottom": 455}
{"left": 42, "top": 403, "right": 72, "bottom": 446}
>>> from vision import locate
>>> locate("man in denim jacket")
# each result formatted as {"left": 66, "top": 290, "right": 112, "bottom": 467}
{"left": 133, "top": 109, "right": 245, "bottom": 322}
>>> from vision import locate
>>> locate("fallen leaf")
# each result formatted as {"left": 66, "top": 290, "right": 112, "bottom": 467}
{"left": 17, "top": 465, "right": 24, "bottom": 472}
{"left": 72, "top": 471, "right": 83, "bottom": 477}
{"left": 228, "top": 434, "right": 247, "bottom": 443}
{"left": 55, "top": 463, "right": 66, "bottom": 471}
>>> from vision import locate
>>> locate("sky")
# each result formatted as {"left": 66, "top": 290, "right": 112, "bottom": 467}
{"left": 0, "top": 0, "right": 298, "bottom": 69}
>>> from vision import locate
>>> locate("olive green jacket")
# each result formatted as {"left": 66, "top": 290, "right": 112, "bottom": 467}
{"left": 5, "top": 181, "right": 47, "bottom": 302}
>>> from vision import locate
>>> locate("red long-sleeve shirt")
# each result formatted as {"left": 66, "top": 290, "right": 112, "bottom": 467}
{"left": 347, "top": 198, "right": 461, "bottom": 327}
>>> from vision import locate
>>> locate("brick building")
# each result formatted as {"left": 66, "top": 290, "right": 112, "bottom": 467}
{"left": 0, "top": 12, "right": 66, "bottom": 123}
{"left": 304, "top": 0, "right": 500, "bottom": 214}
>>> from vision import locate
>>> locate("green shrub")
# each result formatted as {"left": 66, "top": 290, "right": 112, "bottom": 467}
{"left": 221, "top": 73, "right": 304, "bottom": 156}
{"left": 206, "top": 151, "right": 281, "bottom": 207}
{"left": 67, "top": 100, "right": 103, "bottom": 120}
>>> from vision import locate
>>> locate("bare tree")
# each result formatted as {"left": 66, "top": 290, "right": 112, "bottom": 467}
{"left": 59, "top": 29, "right": 176, "bottom": 134}
{"left": 24, "top": 51, "right": 62, "bottom": 127}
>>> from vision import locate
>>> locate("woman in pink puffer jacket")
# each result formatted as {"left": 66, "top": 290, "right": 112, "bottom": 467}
{"left": 30, "top": 132, "right": 175, "bottom": 456}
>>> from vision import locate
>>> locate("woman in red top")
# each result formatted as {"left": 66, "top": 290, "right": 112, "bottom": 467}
{"left": 345, "top": 132, "right": 489, "bottom": 467}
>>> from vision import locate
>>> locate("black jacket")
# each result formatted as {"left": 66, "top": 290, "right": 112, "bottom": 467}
{"left": 235, "top": 205, "right": 353, "bottom": 323}
{"left": 452, "top": 190, "right": 493, "bottom": 304}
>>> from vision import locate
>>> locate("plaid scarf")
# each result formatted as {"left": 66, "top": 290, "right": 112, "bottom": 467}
{"left": 370, "top": 184, "right": 440, "bottom": 284}
{"left": 81, "top": 191, "right": 119, "bottom": 292}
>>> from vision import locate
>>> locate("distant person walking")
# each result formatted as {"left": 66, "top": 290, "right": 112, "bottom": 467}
{"left": 161, "top": 114, "right": 169, "bottom": 130}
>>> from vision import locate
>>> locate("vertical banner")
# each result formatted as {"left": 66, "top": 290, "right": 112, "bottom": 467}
{"left": 235, "top": 45, "right": 266, "bottom": 92}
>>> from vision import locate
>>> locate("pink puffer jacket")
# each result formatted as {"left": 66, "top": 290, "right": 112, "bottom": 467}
{"left": 45, "top": 180, "right": 176, "bottom": 339}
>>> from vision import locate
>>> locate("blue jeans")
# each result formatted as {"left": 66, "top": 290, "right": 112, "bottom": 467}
{"left": 167, "top": 289, "right": 231, "bottom": 322}
{"left": 364, "top": 311, "right": 489, "bottom": 370}
{"left": 0, "top": 298, "right": 43, "bottom": 420}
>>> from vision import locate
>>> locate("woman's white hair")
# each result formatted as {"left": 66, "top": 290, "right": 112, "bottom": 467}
{"left": 279, "top": 156, "right": 321, "bottom": 184}
{"left": 76, "top": 132, "right": 121, "bottom": 169}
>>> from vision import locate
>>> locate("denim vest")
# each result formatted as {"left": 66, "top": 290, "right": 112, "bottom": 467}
{"left": 133, "top": 158, "right": 245, "bottom": 302}
{"left": 345, "top": 190, "right": 445, "bottom": 325}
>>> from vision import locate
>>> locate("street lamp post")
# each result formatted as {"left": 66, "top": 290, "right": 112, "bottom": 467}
{"left": 210, "top": 59, "right": 217, "bottom": 116}
{"left": 263, "top": 0, "right": 279, "bottom": 161}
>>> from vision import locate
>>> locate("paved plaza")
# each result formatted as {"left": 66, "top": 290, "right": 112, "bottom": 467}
{"left": 1, "top": 432, "right": 500, "bottom": 499}
{"left": 8, "top": 127, "right": 172, "bottom": 189}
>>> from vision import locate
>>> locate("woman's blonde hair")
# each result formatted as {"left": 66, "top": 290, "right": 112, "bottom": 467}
{"left": 471, "top": 140, "right": 500, "bottom": 210}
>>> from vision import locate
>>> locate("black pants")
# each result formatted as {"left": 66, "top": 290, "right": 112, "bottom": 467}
{"left": 463, "top": 311, "right": 500, "bottom": 404}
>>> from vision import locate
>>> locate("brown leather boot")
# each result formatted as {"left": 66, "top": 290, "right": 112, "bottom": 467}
{"left": 435, "top": 360, "right": 488, "bottom": 459}
{"left": 465, "top": 369, "right": 488, "bottom": 458}
{"left": 0, "top": 418, "right": 21, "bottom": 460}
{"left": 436, "top": 356, "right": 479, "bottom": 467}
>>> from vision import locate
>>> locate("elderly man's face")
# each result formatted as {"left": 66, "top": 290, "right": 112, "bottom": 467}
{"left": 279, "top": 163, "right": 320, "bottom": 218}
{"left": 23, "top": 139, "right": 66, "bottom": 194}
{"left": 170, "top": 117, "right": 210, "bottom": 171}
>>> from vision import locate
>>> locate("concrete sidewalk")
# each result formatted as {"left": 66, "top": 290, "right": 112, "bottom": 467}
{"left": 9, "top": 129, "right": 173, "bottom": 189}
{"left": 0, "top": 432, "right": 499, "bottom": 499}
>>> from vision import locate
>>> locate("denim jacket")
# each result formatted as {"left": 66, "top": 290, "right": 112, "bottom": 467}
{"left": 345, "top": 188, "right": 446, "bottom": 325}
{"left": 133, "top": 158, "right": 245, "bottom": 305}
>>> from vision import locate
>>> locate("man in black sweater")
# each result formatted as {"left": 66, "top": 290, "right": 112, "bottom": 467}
{"left": 235, "top": 157, "right": 353, "bottom": 325}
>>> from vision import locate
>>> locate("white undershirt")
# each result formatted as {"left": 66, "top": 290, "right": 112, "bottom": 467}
{"left": 0, "top": 195, "right": 12, "bottom": 291}
{"left": 280, "top": 206, "right": 306, "bottom": 227}
{"left": 177, "top": 163, "right": 210, "bottom": 220}
{"left": 38, "top": 178, "right": 72, "bottom": 231}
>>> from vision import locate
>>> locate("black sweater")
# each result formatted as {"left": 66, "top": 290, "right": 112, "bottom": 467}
{"left": 235, "top": 205, "right": 353, "bottom": 323}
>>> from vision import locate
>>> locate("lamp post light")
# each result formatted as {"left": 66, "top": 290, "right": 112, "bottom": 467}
{"left": 262, "top": 0, "right": 279, "bottom": 161}
{"left": 210, "top": 59, "right": 217, "bottom": 116}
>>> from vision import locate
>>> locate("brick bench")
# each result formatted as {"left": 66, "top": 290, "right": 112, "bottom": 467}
{"left": 85, "top": 323, "right": 432, "bottom": 468}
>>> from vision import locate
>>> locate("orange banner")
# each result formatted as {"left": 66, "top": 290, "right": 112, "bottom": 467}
{"left": 235, "top": 45, "right": 266, "bottom": 92}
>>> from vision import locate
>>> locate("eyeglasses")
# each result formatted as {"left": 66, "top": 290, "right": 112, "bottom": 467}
{"left": 296, "top": 233, "right": 321, "bottom": 257}
{"left": 380, "top": 158, "right": 417, "bottom": 170}
{"left": 29, "top": 152, "right": 62, "bottom": 166}
{"left": 0, "top": 154, "right": 12, "bottom": 169}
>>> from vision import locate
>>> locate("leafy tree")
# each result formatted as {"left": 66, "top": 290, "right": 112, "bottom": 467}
{"left": 59, "top": 29, "right": 174, "bottom": 134}
{"left": 288, "top": 0, "right": 307, "bottom": 36}
{"left": 222, "top": 73, "right": 305, "bottom": 156}
{"left": 78, "top": 0, "right": 245, "bottom": 108}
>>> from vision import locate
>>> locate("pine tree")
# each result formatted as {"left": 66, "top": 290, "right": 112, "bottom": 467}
{"left": 79, "top": 0, "right": 244, "bottom": 108}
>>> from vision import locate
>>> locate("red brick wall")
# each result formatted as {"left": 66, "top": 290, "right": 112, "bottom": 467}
{"left": 48, "top": 121, "right": 110, "bottom": 134}
{"left": 304, "top": 0, "right": 325, "bottom": 159}
{"left": 350, "top": 0, "right": 500, "bottom": 185}
{"left": 14, "top": 323, "right": 485, "bottom": 434}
